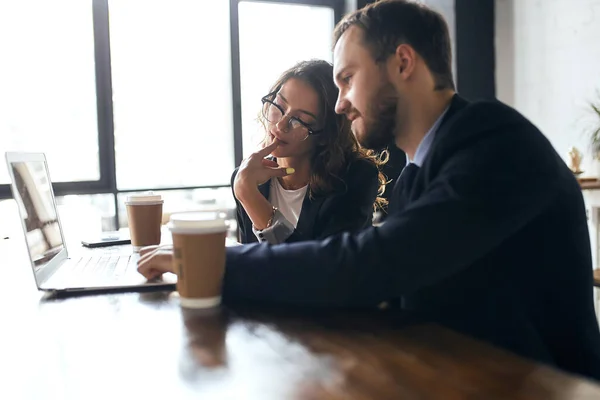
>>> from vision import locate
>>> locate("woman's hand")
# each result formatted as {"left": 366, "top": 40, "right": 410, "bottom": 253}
{"left": 233, "top": 140, "right": 294, "bottom": 201}
{"left": 137, "top": 245, "right": 175, "bottom": 280}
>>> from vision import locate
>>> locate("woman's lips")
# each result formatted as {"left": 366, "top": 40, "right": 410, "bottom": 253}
{"left": 269, "top": 132, "right": 288, "bottom": 145}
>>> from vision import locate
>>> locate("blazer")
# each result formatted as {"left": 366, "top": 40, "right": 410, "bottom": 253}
{"left": 222, "top": 95, "right": 600, "bottom": 380}
{"left": 230, "top": 157, "right": 380, "bottom": 244}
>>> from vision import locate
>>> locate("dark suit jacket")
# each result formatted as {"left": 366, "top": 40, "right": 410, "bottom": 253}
{"left": 380, "top": 144, "right": 407, "bottom": 202}
{"left": 379, "top": 144, "right": 407, "bottom": 221}
{"left": 223, "top": 95, "right": 600, "bottom": 380}
{"left": 231, "top": 158, "right": 379, "bottom": 243}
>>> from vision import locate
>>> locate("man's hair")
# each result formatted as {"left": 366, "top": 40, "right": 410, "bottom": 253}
{"left": 333, "top": 0, "right": 455, "bottom": 91}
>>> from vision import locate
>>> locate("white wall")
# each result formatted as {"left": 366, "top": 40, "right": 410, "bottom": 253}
{"left": 496, "top": 0, "right": 600, "bottom": 174}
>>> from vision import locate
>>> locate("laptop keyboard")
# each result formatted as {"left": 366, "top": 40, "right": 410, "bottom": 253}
{"left": 45, "top": 254, "right": 138, "bottom": 289}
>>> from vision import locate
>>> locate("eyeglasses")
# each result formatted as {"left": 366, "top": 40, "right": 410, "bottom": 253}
{"left": 261, "top": 92, "right": 323, "bottom": 141}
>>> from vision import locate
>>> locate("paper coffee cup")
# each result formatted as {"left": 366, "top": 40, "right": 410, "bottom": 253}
{"left": 168, "top": 212, "right": 228, "bottom": 309}
{"left": 125, "top": 193, "right": 164, "bottom": 252}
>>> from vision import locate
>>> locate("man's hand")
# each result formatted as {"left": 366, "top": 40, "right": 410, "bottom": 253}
{"left": 137, "top": 245, "right": 175, "bottom": 280}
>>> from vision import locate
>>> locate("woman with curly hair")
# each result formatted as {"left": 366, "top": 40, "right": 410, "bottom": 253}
{"left": 231, "top": 59, "right": 387, "bottom": 244}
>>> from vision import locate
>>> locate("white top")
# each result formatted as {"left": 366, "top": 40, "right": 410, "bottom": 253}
{"left": 268, "top": 177, "right": 308, "bottom": 228}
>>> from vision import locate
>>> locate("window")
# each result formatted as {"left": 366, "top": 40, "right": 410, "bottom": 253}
{"left": 0, "top": 194, "right": 115, "bottom": 248}
{"left": 56, "top": 194, "right": 116, "bottom": 246}
{"left": 0, "top": 0, "right": 100, "bottom": 184}
{"left": 109, "top": 0, "right": 234, "bottom": 190}
{"left": 238, "top": 2, "right": 335, "bottom": 157}
{"left": 0, "top": 0, "right": 342, "bottom": 231}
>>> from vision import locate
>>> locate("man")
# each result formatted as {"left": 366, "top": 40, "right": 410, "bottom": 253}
{"left": 139, "top": 0, "right": 600, "bottom": 379}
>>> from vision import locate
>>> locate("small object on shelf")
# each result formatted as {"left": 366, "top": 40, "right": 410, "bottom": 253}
{"left": 568, "top": 146, "right": 584, "bottom": 175}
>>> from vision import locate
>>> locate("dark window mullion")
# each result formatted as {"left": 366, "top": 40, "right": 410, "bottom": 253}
{"left": 332, "top": 0, "right": 344, "bottom": 24}
{"left": 117, "top": 184, "right": 232, "bottom": 194}
{"left": 92, "top": 0, "right": 119, "bottom": 227}
{"left": 0, "top": 185, "right": 12, "bottom": 200}
{"left": 230, "top": 0, "right": 244, "bottom": 167}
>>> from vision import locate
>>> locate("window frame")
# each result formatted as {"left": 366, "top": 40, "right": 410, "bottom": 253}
{"left": 0, "top": 0, "right": 345, "bottom": 229}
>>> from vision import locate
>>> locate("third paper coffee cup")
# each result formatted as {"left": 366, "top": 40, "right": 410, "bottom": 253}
{"left": 168, "top": 212, "right": 228, "bottom": 309}
{"left": 125, "top": 193, "right": 164, "bottom": 252}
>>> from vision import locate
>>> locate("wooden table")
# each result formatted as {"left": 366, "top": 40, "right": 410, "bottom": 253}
{"left": 3, "top": 238, "right": 600, "bottom": 399}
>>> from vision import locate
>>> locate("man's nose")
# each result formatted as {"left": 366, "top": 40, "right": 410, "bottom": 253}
{"left": 335, "top": 93, "right": 349, "bottom": 115}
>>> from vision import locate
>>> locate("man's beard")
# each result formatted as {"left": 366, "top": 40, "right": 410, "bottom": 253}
{"left": 354, "top": 85, "right": 398, "bottom": 152}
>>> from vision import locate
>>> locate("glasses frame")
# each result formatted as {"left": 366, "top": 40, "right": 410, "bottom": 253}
{"left": 261, "top": 91, "right": 324, "bottom": 140}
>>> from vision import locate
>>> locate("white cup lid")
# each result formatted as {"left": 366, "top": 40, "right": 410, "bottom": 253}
{"left": 168, "top": 212, "right": 227, "bottom": 234}
{"left": 126, "top": 193, "right": 162, "bottom": 203}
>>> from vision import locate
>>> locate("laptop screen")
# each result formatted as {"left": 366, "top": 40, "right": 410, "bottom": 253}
{"left": 9, "top": 159, "right": 65, "bottom": 270}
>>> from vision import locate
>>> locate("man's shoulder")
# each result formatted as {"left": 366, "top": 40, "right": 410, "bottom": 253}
{"left": 449, "top": 98, "right": 532, "bottom": 134}
{"left": 429, "top": 97, "right": 564, "bottom": 180}
{"left": 435, "top": 97, "right": 547, "bottom": 156}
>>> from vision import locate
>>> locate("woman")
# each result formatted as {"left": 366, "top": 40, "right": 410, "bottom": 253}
{"left": 232, "top": 59, "right": 386, "bottom": 244}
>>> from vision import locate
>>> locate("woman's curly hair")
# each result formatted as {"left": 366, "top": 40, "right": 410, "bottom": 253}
{"left": 258, "top": 59, "right": 388, "bottom": 210}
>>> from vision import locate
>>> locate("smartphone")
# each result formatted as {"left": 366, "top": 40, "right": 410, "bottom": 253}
{"left": 81, "top": 233, "right": 131, "bottom": 248}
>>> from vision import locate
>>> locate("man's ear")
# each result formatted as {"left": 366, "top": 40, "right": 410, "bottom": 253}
{"left": 392, "top": 44, "right": 417, "bottom": 78}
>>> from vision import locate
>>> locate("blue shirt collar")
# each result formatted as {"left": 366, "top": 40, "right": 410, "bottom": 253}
{"left": 406, "top": 106, "right": 450, "bottom": 167}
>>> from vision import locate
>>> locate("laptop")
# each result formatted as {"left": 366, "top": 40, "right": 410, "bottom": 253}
{"left": 4, "top": 152, "right": 177, "bottom": 295}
